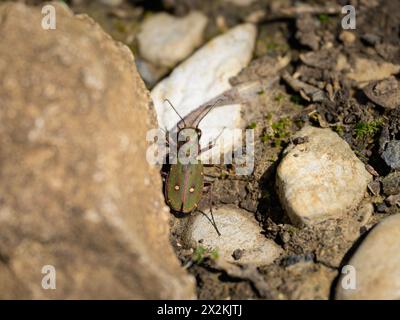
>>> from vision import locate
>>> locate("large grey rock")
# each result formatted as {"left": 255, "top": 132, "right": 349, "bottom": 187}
{"left": 137, "top": 11, "right": 208, "bottom": 68}
{"left": 187, "top": 206, "right": 282, "bottom": 265}
{"left": 336, "top": 214, "right": 400, "bottom": 300}
{"left": 0, "top": 2, "right": 194, "bottom": 299}
{"left": 276, "top": 126, "right": 372, "bottom": 226}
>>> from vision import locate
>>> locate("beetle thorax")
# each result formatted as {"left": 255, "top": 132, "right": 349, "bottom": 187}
{"left": 176, "top": 127, "right": 201, "bottom": 162}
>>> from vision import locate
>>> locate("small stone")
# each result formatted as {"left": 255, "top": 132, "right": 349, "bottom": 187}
{"left": 300, "top": 49, "right": 339, "bottom": 70}
{"left": 224, "top": 0, "right": 256, "bottom": 6}
{"left": 292, "top": 136, "right": 309, "bottom": 145}
{"left": 347, "top": 57, "right": 400, "bottom": 85}
{"left": 357, "top": 202, "right": 374, "bottom": 226}
{"left": 135, "top": 58, "right": 169, "bottom": 88}
{"left": 386, "top": 194, "right": 400, "bottom": 206}
{"left": 232, "top": 249, "right": 244, "bottom": 260}
{"left": 98, "top": 0, "right": 123, "bottom": 6}
{"left": 187, "top": 205, "right": 282, "bottom": 265}
{"left": 296, "top": 14, "right": 320, "bottom": 51}
{"left": 367, "top": 179, "right": 381, "bottom": 195}
{"left": 280, "top": 231, "right": 291, "bottom": 243}
{"left": 339, "top": 31, "right": 356, "bottom": 44}
{"left": 151, "top": 23, "right": 256, "bottom": 161}
{"left": 137, "top": 12, "right": 208, "bottom": 68}
{"left": 365, "top": 164, "right": 379, "bottom": 177}
{"left": 361, "top": 33, "right": 381, "bottom": 46}
{"left": 376, "top": 202, "right": 388, "bottom": 213}
{"left": 363, "top": 76, "right": 400, "bottom": 110}
{"left": 336, "top": 214, "right": 400, "bottom": 299}
{"left": 382, "top": 172, "right": 400, "bottom": 196}
{"left": 281, "top": 253, "right": 314, "bottom": 267}
{"left": 245, "top": 10, "right": 266, "bottom": 23}
{"left": 276, "top": 126, "right": 372, "bottom": 226}
{"left": 382, "top": 140, "right": 400, "bottom": 170}
{"left": 335, "top": 53, "right": 350, "bottom": 72}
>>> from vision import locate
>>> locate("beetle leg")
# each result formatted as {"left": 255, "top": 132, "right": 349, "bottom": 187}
{"left": 198, "top": 209, "right": 221, "bottom": 237}
{"left": 197, "top": 183, "right": 221, "bottom": 236}
{"left": 199, "top": 143, "right": 215, "bottom": 155}
{"left": 205, "top": 183, "right": 221, "bottom": 236}
{"left": 203, "top": 164, "right": 226, "bottom": 170}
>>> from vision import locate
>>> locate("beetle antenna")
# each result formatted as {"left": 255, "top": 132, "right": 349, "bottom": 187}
{"left": 164, "top": 99, "right": 186, "bottom": 127}
{"left": 196, "top": 99, "right": 223, "bottom": 128}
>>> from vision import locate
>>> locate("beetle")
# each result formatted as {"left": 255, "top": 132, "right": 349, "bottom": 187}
{"left": 162, "top": 99, "right": 222, "bottom": 235}
{"left": 159, "top": 79, "right": 277, "bottom": 235}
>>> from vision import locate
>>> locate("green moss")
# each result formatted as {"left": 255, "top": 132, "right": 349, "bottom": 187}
{"left": 127, "top": 43, "right": 138, "bottom": 55}
{"left": 210, "top": 249, "right": 219, "bottom": 260}
{"left": 262, "top": 117, "right": 292, "bottom": 147}
{"left": 220, "top": 171, "right": 228, "bottom": 179}
{"left": 269, "top": 154, "right": 278, "bottom": 162}
{"left": 354, "top": 119, "right": 384, "bottom": 139}
{"left": 192, "top": 246, "right": 219, "bottom": 264}
{"left": 261, "top": 191, "right": 271, "bottom": 201}
{"left": 112, "top": 19, "right": 127, "bottom": 33}
{"left": 274, "top": 93, "right": 285, "bottom": 103}
{"left": 286, "top": 225, "right": 297, "bottom": 235}
{"left": 333, "top": 125, "right": 345, "bottom": 136}
{"left": 290, "top": 94, "right": 302, "bottom": 105}
{"left": 318, "top": 14, "right": 330, "bottom": 24}
{"left": 247, "top": 122, "right": 257, "bottom": 129}
{"left": 272, "top": 117, "right": 291, "bottom": 133}
{"left": 192, "top": 246, "right": 207, "bottom": 264}
{"left": 255, "top": 27, "right": 290, "bottom": 57}
{"left": 266, "top": 42, "right": 279, "bottom": 51}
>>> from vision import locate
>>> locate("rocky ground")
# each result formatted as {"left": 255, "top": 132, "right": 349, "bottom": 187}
{"left": 2, "top": 0, "right": 400, "bottom": 299}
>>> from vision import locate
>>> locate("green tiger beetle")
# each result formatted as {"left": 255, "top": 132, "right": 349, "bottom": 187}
{"left": 162, "top": 99, "right": 224, "bottom": 236}
{"left": 159, "top": 79, "right": 277, "bottom": 236}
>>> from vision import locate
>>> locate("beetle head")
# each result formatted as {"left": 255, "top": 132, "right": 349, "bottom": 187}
{"left": 177, "top": 127, "right": 201, "bottom": 146}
